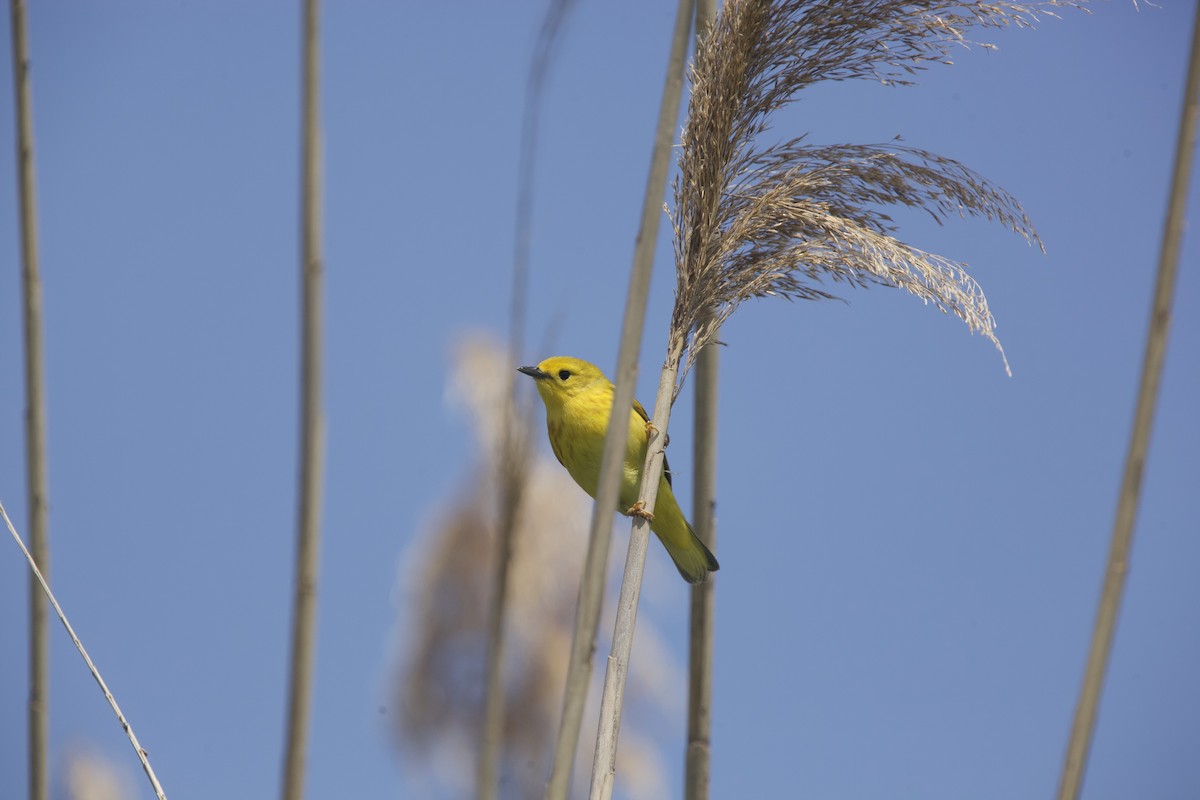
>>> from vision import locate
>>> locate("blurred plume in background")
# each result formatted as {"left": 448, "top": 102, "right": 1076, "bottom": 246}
{"left": 63, "top": 749, "right": 135, "bottom": 800}
{"left": 388, "top": 335, "right": 682, "bottom": 800}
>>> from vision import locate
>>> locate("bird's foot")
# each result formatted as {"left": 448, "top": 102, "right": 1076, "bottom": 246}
{"left": 627, "top": 501, "right": 654, "bottom": 521}
{"left": 644, "top": 419, "right": 669, "bottom": 446}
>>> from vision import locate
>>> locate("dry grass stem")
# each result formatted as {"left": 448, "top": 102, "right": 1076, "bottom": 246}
{"left": 685, "top": 5, "right": 719, "bottom": 796}
{"left": 281, "top": 1, "right": 324, "bottom": 798}
{"left": 478, "top": 6, "right": 576, "bottom": 796}
{"left": 477, "top": 377, "right": 535, "bottom": 800}
{"left": 544, "top": 0, "right": 696, "bottom": 796}
{"left": 9, "top": 2, "right": 52, "bottom": 798}
{"left": 670, "top": 0, "right": 1085, "bottom": 385}
{"left": 684, "top": 341, "right": 718, "bottom": 800}
{"left": 1056, "top": 7, "right": 1200, "bottom": 798}
{"left": 2, "top": 503, "right": 168, "bottom": 800}
{"left": 588, "top": 356, "right": 681, "bottom": 800}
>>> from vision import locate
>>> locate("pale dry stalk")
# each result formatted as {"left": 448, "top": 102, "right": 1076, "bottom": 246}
{"left": 685, "top": 4, "right": 719, "bottom": 796}
{"left": 588, "top": 350, "right": 682, "bottom": 800}
{"left": 1056, "top": 6, "right": 1200, "bottom": 798}
{"left": 477, "top": 6, "right": 574, "bottom": 797}
{"left": 477, "top": 427, "right": 527, "bottom": 800}
{"left": 8, "top": 3, "right": 51, "bottom": 799}
{"left": 543, "top": 0, "right": 696, "bottom": 796}
{"left": 3, "top": 503, "right": 168, "bottom": 800}
{"left": 685, "top": 339, "right": 717, "bottom": 800}
{"left": 281, "top": 0, "right": 324, "bottom": 798}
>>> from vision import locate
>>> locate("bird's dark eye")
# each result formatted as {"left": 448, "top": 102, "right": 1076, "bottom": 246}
{"left": 558, "top": 369, "right": 571, "bottom": 381}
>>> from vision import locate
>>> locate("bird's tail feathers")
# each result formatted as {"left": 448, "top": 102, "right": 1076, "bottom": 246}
{"left": 664, "top": 521, "right": 719, "bottom": 585}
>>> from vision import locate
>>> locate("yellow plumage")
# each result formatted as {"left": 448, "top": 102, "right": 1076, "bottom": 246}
{"left": 518, "top": 356, "right": 719, "bottom": 584}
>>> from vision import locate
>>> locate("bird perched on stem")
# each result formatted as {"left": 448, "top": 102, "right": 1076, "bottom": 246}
{"left": 518, "top": 356, "right": 718, "bottom": 584}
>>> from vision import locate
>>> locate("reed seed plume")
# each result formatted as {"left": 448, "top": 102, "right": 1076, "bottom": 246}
{"left": 589, "top": 2, "right": 1090, "bottom": 793}
{"left": 671, "top": 0, "right": 1084, "bottom": 383}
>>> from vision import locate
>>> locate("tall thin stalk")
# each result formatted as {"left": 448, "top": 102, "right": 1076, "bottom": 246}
{"left": 3, "top": 504, "right": 168, "bottom": 800}
{"left": 8, "top": 3, "right": 50, "bottom": 799}
{"left": 476, "top": 433, "right": 525, "bottom": 800}
{"left": 684, "top": 341, "right": 718, "bottom": 800}
{"left": 684, "top": 338, "right": 717, "bottom": 800}
{"left": 589, "top": 1, "right": 1079, "bottom": 795}
{"left": 1056, "top": 6, "right": 1200, "bottom": 799}
{"left": 477, "top": 4, "right": 573, "bottom": 796}
{"left": 685, "top": 6, "right": 719, "bottom": 797}
{"left": 281, "top": 1, "right": 324, "bottom": 798}
{"left": 542, "top": 1, "right": 696, "bottom": 797}
{"left": 588, "top": 354, "right": 681, "bottom": 800}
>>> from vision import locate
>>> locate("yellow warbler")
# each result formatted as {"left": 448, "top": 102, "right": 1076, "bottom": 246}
{"left": 518, "top": 356, "right": 719, "bottom": 584}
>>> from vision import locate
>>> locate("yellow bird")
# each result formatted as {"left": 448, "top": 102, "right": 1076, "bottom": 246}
{"left": 518, "top": 356, "right": 719, "bottom": 584}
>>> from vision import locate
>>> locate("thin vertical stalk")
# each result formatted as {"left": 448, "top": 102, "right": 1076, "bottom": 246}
{"left": 588, "top": 351, "right": 681, "bottom": 800}
{"left": 477, "top": 437, "right": 524, "bottom": 800}
{"left": 478, "top": 7, "right": 572, "bottom": 796}
{"left": 684, "top": 339, "right": 717, "bottom": 800}
{"left": 477, "top": 416, "right": 530, "bottom": 800}
{"left": 281, "top": 1, "right": 324, "bottom": 799}
{"left": 543, "top": 0, "right": 695, "bottom": 797}
{"left": 1057, "top": 5, "right": 1200, "bottom": 799}
{"left": 684, "top": 6, "right": 718, "bottom": 797}
{"left": 9, "top": 3, "right": 49, "bottom": 799}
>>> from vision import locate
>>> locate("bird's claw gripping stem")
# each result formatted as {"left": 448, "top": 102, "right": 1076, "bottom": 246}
{"left": 627, "top": 501, "right": 654, "bottom": 521}
{"left": 644, "top": 420, "right": 669, "bottom": 447}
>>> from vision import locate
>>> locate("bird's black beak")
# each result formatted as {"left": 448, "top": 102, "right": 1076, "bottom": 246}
{"left": 517, "top": 365, "right": 550, "bottom": 380}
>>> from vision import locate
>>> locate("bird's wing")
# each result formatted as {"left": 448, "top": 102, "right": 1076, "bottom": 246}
{"left": 547, "top": 421, "right": 568, "bottom": 470}
{"left": 632, "top": 398, "right": 672, "bottom": 487}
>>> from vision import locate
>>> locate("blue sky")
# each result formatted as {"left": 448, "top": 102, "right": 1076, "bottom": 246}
{"left": 1, "top": 2, "right": 1197, "bottom": 799}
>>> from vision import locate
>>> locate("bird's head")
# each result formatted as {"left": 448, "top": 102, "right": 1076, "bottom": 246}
{"left": 517, "top": 356, "right": 609, "bottom": 410}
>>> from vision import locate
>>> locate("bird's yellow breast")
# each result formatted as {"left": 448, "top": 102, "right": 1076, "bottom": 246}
{"left": 544, "top": 388, "right": 648, "bottom": 504}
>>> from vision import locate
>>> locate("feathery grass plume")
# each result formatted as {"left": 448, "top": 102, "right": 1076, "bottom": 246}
{"left": 590, "top": 2, "right": 1086, "bottom": 795}
{"left": 391, "top": 337, "right": 678, "bottom": 800}
{"left": 670, "top": 0, "right": 1083, "bottom": 385}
